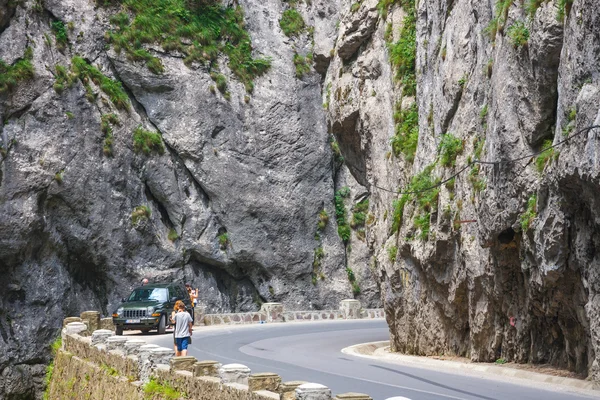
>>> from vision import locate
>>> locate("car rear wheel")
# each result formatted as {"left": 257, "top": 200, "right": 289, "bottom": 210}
{"left": 157, "top": 315, "right": 166, "bottom": 334}
{"left": 115, "top": 326, "right": 123, "bottom": 336}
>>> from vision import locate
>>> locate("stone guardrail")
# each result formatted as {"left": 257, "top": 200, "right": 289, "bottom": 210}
{"left": 52, "top": 319, "right": 401, "bottom": 400}
{"left": 49, "top": 300, "right": 392, "bottom": 400}
{"left": 67, "top": 300, "right": 384, "bottom": 330}
{"left": 203, "top": 300, "right": 385, "bottom": 326}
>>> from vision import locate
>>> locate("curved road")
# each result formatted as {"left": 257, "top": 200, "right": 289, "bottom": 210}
{"left": 136, "top": 319, "right": 598, "bottom": 400}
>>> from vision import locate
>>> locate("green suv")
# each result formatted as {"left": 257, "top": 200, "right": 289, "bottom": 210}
{"left": 112, "top": 282, "right": 194, "bottom": 335}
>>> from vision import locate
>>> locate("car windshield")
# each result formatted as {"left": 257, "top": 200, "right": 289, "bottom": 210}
{"left": 127, "top": 288, "right": 168, "bottom": 302}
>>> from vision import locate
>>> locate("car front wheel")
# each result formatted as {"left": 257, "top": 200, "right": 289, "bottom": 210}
{"left": 157, "top": 315, "right": 166, "bottom": 334}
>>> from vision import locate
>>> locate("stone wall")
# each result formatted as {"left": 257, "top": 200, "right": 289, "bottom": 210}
{"left": 49, "top": 320, "right": 385, "bottom": 400}
{"left": 203, "top": 300, "right": 384, "bottom": 326}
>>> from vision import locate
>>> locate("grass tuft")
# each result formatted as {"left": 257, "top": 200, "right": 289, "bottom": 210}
{"left": 520, "top": 194, "right": 537, "bottom": 231}
{"left": 133, "top": 126, "right": 165, "bottom": 155}
{"left": 280, "top": 8, "right": 305, "bottom": 37}
{"left": 131, "top": 205, "right": 151, "bottom": 224}
{"left": 535, "top": 139, "right": 554, "bottom": 173}
{"left": 438, "top": 133, "right": 463, "bottom": 167}
{"left": 391, "top": 102, "right": 419, "bottom": 162}
{"left": 0, "top": 47, "right": 35, "bottom": 93}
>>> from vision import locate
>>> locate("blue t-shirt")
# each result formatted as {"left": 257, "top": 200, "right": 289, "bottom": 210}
{"left": 173, "top": 311, "right": 192, "bottom": 338}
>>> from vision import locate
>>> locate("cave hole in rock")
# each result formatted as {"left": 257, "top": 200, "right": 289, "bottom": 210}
{"left": 497, "top": 227, "right": 515, "bottom": 244}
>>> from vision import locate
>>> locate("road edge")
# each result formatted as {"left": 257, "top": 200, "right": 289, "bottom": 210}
{"left": 342, "top": 341, "right": 600, "bottom": 398}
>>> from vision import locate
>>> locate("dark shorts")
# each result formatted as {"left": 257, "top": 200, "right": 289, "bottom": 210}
{"left": 175, "top": 337, "right": 190, "bottom": 351}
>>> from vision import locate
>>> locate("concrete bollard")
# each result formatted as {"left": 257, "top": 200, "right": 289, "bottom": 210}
{"left": 170, "top": 356, "right": 197, "bottom": 372}
{"left": 219, "top": 363, "right": 251, "bottom": 385}
{"left": 80, "top": 311, "right": 101, "bottom": 332}
{"left": 194, "top": 360, "right": 221, "bottom": 377}
{"left": 280, "top": 381, "right": 307, "bottom": 400}
{"left": 124, "top": 338, "right": 147, "bottom": 356}
{"left": 295, "top": 383, "right": 331, "bottom": 400}
{"left": 335, "top": 394, "right": 373, "bottom": 400}
{"left": 100, "top": 317, "right": 114, "bottom": 331}
{"left": 64, "top": 322, "right": 88, "bottom": 336}
{"left": 248, "top": 372, "right": 281, "bottom": 392}
{"left": 63, "top": 317, "right": 82, "bottom": 327}
{"left": 91, "top": 329, "right": 114, "bottom": 345}
{"left": 149, "top": 347, "right": 174, "bottom": 366}
{"left": 260, "top": 302, "right": 284, "bottom": 322}
{"left": 105, "top": 336, "right": 129, "bottom": 352}
{"left": 339, "top": 299, "right": 361, "bottom": 319}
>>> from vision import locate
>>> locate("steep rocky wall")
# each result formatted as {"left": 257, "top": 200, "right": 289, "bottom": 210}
{"left": 324, "top": 0, "right": 600, "bottom": 382}
{"left": 0, "top": 0, "right": 382, "bottom": 397}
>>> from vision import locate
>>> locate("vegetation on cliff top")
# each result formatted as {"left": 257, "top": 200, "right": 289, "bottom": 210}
{"left": 104, "top": 0, "right": 271, "bottom": 91}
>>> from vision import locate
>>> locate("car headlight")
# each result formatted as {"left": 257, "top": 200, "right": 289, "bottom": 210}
{"left": 147, "top": 306, "right": 155, "bottom": 315}
{"left": 113, "top": 307, "right": 123, "bottom": 317}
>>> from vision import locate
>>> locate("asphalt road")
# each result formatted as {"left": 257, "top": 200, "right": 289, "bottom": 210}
{"left": 135, "top": 319, "right": 599, "bottom": 400}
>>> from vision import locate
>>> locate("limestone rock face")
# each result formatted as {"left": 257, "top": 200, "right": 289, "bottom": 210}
{"left": 324, "top": 0, "right": 600, "bottom": 386}
{"left": 0, "top": 0, "right": 380, "bottom": 397}
{"left": 2, "top": 0, "right": 600, "bottom": 396}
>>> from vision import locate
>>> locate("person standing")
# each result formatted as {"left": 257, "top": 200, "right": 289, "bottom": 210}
{"left": 170, "top": 300, "right": 185, "bottom": 352}
{"left": 173, "top": 302, "right": 193, "bottom": 356}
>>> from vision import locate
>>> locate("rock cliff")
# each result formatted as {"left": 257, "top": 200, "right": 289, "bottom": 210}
{"left": 1, "top": 0, "right": 600, "bottom": 397}
{"left": 325, "top": 0, "right": 600, "bottom": 385}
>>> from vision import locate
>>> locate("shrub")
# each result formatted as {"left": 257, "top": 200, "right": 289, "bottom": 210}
{"left": 351, "top": 199, "right": 369, "bottom": 229}
{"left": 351, "top": 281, "right": 361, "bottom": 296}
{"left": 293, "top": 53, "right": 312, "bottom": 78}
{"left": 392, "top": 164, "right": 440, "bottom": 234}
{"left": 317, "top": 209, "right": 329, "bottom": 231}
{"left": 51, "top": 20, "right": 68, "bottom": 49}
{"left": 438, "top": 133, "right": 463, "bottom": 167}
{"left": 101, "top": 114, "right": 119, "bottom": 157}
{"left": 507, "top": 20, "right": 529, "bottom": 48}
{"left": 218, "top": 233, "right": 229, "bottom": 249}
{"left": 520, "top": 194, "right": 537, "bottom": 231}
{"left": 0, "top": 48, "right": 34, "bottom": 93}
{"left": 334, "top": 187, "right": 351, "bottom": 243}
{"left": 387, "top": 245, "right": 397, "bottom": 262}
{"left": 391, "top": 195, "right": 409, "bottom": 233}
{"left": 556, "top": 0, "right": 573, "bottom": 22}
{"left": 388, "top": 4, "right": 416, "bottom": 93}
{"left": 346, "top": 267, "right": 356, "bottom": 282}
{"left": 391, "top": 102, "right": 419, "bottom": 162}
{"left": 133, "top": 126, "right": 165, "bottom": 155}
{"left": 330, "top": 137, "right": 344, "bottom": 163}
{"left": 211, "top": 73, "right": 227, "bottom": 93}
{"left": 168, "top": 228, "right": 179, "bottom": 241}
{"left": 414, "top": 213, "right": 430, "bottom": 240}
{"left": 280, "top": 9, "right": 305, "bottom": 37}
{"left": 480, "top": 104, "right": 488, "bottom": 122}
{"left": 131, "top": 205, "right": 151, "bottom": 224}
{"left": 338, "top": 225, "right": 351, "bottom": 242}
{"left": 525, "top": 0, "right": 543, "bottom": 18}
{"left": 535, "top": 139, "right": 554, "bottom": 173}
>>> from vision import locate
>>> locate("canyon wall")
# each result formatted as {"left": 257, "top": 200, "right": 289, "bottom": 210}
{"left": 2, "top": 0, "right": 600, "bottom": 397}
